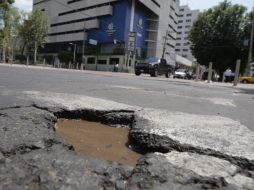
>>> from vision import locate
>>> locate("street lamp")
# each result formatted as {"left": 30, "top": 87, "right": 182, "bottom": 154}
{"left": 247, "top": 8, "right": 254, "bottom": 76}
{"left": 69, "top": 43, "right": 76, "bottom": 65}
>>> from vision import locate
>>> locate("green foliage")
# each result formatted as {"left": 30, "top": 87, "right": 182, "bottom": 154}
{"left": 58, "top": 51, "right": 73, "bottom": 64}
{"left": 18, "top": 9, "right": 48, "bottom": 63}
{"left": 0, "top": 5, "right": 21, "bottom": 58}
{"left": 28, "top": 9, "right": 48, "bottom": 47}
{"left": 0, "top": 0, "right": 14, "bottom": 10}
{"left": 43, "top": 54, "right": 54, "bottom": 65}
{"left": 15, "top": 54, "right": 26, "bottom": 62}
{"left": 189, "top": 0, "right": 249, "bottom": 75}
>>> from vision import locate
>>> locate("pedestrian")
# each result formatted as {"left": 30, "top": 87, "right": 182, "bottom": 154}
{"left": 224, "top": 68, "right": 232, "bottom": 82}
{"left": 113, "top": 62, "right": 119, "bottom": 72}
{"left": 115, "top": 63, "right": 119, "bottom": 72}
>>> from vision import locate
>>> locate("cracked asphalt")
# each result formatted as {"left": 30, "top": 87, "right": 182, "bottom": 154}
{"left": 0, "top": 64, "right": 254, "bottom": 189}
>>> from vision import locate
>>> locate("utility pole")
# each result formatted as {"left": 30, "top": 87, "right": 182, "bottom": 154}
{"left": 207, "top": 62, "right": 213, "bottom": 83}
{"left": 233, "top": 60, "right": 241, "bottom": 86}
{"left": 73, "top": 44, "right": 77, "bottom": 64}
{"left": 82, "top": 25, "right": 86, "bottom": 70}
{"left": 247, "top": 7, "right": 254, "bottom": 76}
{"left": 162, "top": 30, "right": 169, "bottom": 59}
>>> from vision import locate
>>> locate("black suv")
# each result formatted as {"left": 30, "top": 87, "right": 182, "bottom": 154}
{"left": 135, "top": 57, "right": 174, "bottom": 78}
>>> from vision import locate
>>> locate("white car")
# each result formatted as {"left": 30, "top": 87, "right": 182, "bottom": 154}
{"left": 173, "top": 69, "right": 187, "bottom": 79}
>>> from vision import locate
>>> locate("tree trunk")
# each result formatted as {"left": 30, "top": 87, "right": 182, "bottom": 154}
{"left": 21, "top": 41, "right": 27, "bottom": 56}
{"left": 2, "top": 46, "right": 6, "bottom": 63}
{"left": 34, "top": 42, "right": 37, "bottom": 64}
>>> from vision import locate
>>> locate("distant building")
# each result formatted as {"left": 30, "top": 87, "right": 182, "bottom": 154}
{"left": 33, "top": 0, "right": 180, "bottom": 72}
{"left": 175, "top": 5, "right": 199, "bottom": 62}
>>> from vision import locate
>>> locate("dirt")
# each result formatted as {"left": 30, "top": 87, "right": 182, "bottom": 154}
{"left": 55, "top": 119, "right": 143, "bottom": 166}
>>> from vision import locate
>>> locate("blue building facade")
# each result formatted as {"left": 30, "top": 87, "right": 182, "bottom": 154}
{"left": 37, "top": 0, "right": 160, "bottom": 71}
{"left": 87, "top": 0, "right": 150, "bottom": 54}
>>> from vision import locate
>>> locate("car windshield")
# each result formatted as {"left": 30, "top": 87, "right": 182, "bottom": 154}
{"left": 145, "top": 57, "right": 160, "bottom": 63}
{"left": 176, "top": 69, "right": 187, "bottom": 72}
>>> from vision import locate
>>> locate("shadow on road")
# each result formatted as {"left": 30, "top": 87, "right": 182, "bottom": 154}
{"left": 237, "top": 88, "right": 254, "bottom": 95}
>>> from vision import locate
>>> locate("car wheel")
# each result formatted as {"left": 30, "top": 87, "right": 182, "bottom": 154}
{"left": 150, "top": 70, "right": 158, "bottom": 77}
{"left": 242, "top": 79, "right": 249, "bottom": 84}
{"left": 165, "top": 71, "right": 170, "bottom": 78}
{"left": 135, "top": 71, "right": 141, "bottom": 76}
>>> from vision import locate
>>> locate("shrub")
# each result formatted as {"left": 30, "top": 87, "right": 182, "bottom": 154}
{"left": 43, "top": 54, "right": 54, "bottom": 65}
{"left": 15, "top": 54, "right": 26, "bottom": 63}
{"left": 58, "top": 51, "right": 73, "bottom": 64}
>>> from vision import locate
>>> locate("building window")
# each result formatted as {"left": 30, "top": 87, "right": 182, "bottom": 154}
{"left": 182, "top": 55, "right": 187, "bottom": 57}
{"left": 186, "top": 13, "right": 192, "bottom": 16}
{"left": 178, "top": 15, "right": 183, "bottom": 17}
{"left": 183, "top": 49, "right": 188, "bottom": 51}
{"left": 177, "top": 32, "right": 182, "bottom": 35}
{"left": 97, "top": 60, "right": 107, "bottom": 65}
{"left": 185, "top": 25, "right": 191, "bottom": 28}
{"left": 184, "top": 42, "right": 189, "bottom": 46}
{"left": 177, "top": 26, "right": 182, "bottom": 29}
{"left": 151, "top": 0, "right": 161, "bottom": 8}
{"left": 175, "top": 49, "right": 180, "bottom": 51}
{"left": 186, "top": 19, "right": 191, "bottom": 22}
{"left": 180, "top": 8, "right": 184, "bottom": 12}
{"left": 87, "top": 57, "right": 95, "bottom": 64}
{"left": 176, "top": 43, "right": 181, "bottom": 46}
{"left": 176, "top": 37, "right": 181, "bottom": 40}
{"left": 178, "top": 20, "right": 183, "bottom": 23}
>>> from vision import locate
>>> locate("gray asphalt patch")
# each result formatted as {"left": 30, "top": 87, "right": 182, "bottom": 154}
{"left": 1, "top": 90, "right": 253, "bottom": 189}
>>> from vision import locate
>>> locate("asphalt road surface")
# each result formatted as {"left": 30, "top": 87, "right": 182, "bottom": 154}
{"left": 0, "top": 63, "right": 253, "bottom": 130}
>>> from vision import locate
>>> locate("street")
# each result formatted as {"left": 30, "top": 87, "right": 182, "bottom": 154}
{"left": 1, "top": 64, "right": 254, "bottom": 189}
{"left": 0, "top": 64, "right": 253, "bottom": 129}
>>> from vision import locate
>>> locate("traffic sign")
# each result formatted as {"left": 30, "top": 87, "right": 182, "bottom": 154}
{"left": 128, "top": 32, "right": 136, "bottom": 52}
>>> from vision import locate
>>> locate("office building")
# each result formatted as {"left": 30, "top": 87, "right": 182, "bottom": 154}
{"left": 33, "top": 0, "right": 180, "bottom": 71}
{"left": 175, "top": 5, "right": 199, "bottom": 62}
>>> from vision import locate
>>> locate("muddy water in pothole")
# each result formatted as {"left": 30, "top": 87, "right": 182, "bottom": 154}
{"left": 55, "top": 119, "right": 143, "bottom": 166}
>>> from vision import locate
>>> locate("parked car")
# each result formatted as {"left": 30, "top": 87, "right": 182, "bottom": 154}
{"left": 135, "top": 57, "right": 174, "bottom": 78}
{"left": 173, "top": 69, "right": 192, "bottom": 79}
{"left": 240, "top": 76, "right": 254, "bottom": 84}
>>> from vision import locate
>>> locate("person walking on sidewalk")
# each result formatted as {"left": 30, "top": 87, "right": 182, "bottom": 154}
{"left": 224, "top": 68, "right": 233, "bottom": 82}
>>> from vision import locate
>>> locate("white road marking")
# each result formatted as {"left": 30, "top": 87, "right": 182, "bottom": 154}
{"left": 165, "top": 91, "right": 236, "bottom": 107}
{"left": 108, "top": 85, "right": 143, "bottom": 90}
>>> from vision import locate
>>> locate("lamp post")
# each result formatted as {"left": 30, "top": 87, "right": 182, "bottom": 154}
{"left": 69, "top": 43, "right": 76, "bottom": 65}
{"left": 82, "top": 26, "right": 86, "bottom": 69}
{"left": 247, "top": 7, "right": 254, "bottom": 76}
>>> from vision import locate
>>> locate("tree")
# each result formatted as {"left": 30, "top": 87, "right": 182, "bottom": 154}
{"left": 0, "top": 6, "right": 20, "bottom": 62}
{"left": 189, "top": 0, "right": 249, "bottom": 77}
{"left": 19, "top": 9, "right": 48, "bottom": 64}
{"left": 0, "top": 0, "right": 15, "bottom": 62}
{"left": 0, "top": 0, "right": 14, "bottom": 10}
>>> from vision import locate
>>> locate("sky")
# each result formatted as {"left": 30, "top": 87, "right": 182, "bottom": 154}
{"left": 14, "top": 0, "right": 253, "bottom": 12}
{"left": 180, "top": 0, "right": 253, "bottom": 11}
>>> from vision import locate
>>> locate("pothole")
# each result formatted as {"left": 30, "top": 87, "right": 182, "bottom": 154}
{"left": 55, "top": 119, "right": 143, "bottom": 166}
